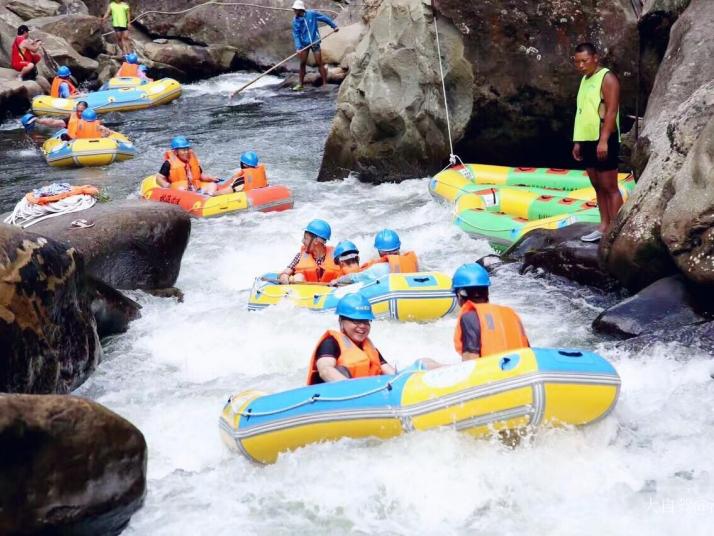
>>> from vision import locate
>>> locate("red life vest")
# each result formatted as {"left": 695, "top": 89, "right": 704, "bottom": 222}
{"left": 307, "top": 330, "right": 383, "bottom": 385}
{"left": 50, "top": 77, "right": 78, "bottom": 98}
{"left": 164, "top": 150, "right": 202, "bottom": 190}
{"left": 361, "top": 251, "right": 419, "bottom": 273}
{"left": 453, "top": 301, "right": 530, "bottom": 357}
{"left": 294, "top": 246, "right": 341, "bottom": 283}
{"left": 11, "top": 35, "right": 40, "bottom": 69}
{"left": 74, "top": 119, "right": 102, "bottom": 139}
{"left": 117, "top": 62, "right": 139, "bottom": 77}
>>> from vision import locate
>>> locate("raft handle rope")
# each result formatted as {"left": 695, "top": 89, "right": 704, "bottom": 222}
{"left": 431, "top": 1, "right": 467, "bottom": 174}
{"left": 235, "top": 370, "right": 414, "bottom": 418}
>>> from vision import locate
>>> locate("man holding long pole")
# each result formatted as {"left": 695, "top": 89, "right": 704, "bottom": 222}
{"left": 291, "top": 0, "right": 338, "bottom": 91}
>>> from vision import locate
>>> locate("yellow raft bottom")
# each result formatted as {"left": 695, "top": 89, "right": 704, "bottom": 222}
{"left": 41, "top": 132, "right": 134, "bottom": 167}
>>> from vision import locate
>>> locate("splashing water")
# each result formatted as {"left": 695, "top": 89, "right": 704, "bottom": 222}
{"left": 1, "top": 73, "right": 713, "bottom": 535}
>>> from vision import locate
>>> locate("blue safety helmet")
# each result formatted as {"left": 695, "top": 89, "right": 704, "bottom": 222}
{"left": 57, "top": 66, "right": 71, "bottom": 78}
{"left": 125, "top": 52, "right": 139, "bottom": 64}
{"left": 304, "top": 219, "right": 331, "bottom": 241}
{"left": 451, "top": 263, "right": 491, "bottom": 289}
{"left": 333, "top": 240, "right": 359, "bottom": 262}
{"left": 336, "top": 293, "right": 374, "bottom": 321}
{"left": 374, "top": 228, "right": 401, "bottom": 253}
{"left": 240, "top": 151, "right": 259, "bottom": 167}
{"left": 81, "top": 108, "right": 97, "bottom": 121}
{"left": 20, "top": 113, "right": 36, "bottom": 130}
{"left": 170, "top": 135, "right": 191, "bottom": 150}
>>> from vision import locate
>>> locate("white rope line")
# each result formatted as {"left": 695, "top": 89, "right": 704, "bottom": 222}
{"left": 235, "top": 370, "right": 414, "bottom": 417}
{"left": 3, "top": 195, "right": 96, "bottom": 228}
{"left": 432, "top": 12, "right": 456, "bottom": 166}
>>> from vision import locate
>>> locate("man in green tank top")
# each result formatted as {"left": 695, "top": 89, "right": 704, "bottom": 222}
{"left": 102, "top": 0, "right": 132, "bottom": 56}
{"left": 572, "top": 42, "right": 623, "bottom": 242}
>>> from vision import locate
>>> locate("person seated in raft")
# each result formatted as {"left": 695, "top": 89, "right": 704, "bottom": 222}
{"left": 214, "top": 151, "right": 268, "bottom": 195}
{"left": 73, "top": 108, "right": 112, "bottom": 139}
{"left": 361, "top": 229, "right": 419, "bottom": 273}
{"left": 156, "top": 136, "right": 221, "bottom": 195}
{"left": 278, "top": 219, "right": 341, "bottom": 284}
{"left": 306, "top": 293, "right": 396, "bottom": 384}
{"left": 329, "top": 240, "right": 390, "bottom": 286}
{"left": 115, "top": 52, "right": 152, "bottom": 81}
{"left": 452, "top": 263, "right": 530, "bottom": 361}
{"left": 20, "top": 102, "right": 86, "bottom": 142}
{"left": 50, "top": 66, "right": 84, "bottom": 99}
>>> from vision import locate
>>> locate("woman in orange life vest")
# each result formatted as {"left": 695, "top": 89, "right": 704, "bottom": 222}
{"left": 156, "top": 136, "right": 220, "bottom": 194}
{"left": 361, "top": 228, "right": 419, "bottom": 274}
{"left": 73, "top": 108, "right": 112, "bottom": 139}
{"left": 11, "top": 25, "right": 42, "bottom": 80}
{"left": 214, "top": 151, "right": 268, "bottom": 195}
{"left": 307, "top": 293, "right": 396, "bottom": 384}
{"left": 116, "top": 52, "right": 151, "bottom": 81}
{"left": 278, "top": 219, "right": 341, "bottom": 284}
{"left": 451, "top": 263, "right": 530, "bottom": 361}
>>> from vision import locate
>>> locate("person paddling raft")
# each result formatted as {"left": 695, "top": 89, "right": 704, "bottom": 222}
{"left": 571, "top": 42, "right": 623, "bottom": 243}
{"left": 214, "top": 151, "right": 268, "bottom": 195}
{"left": 50, "top": 66, "right": 83, "bottom": 99}
{"left": 73, "top": 109, "right": 112, "bottom": 139}
{"left": 278, "top": 219, "right": 341, "bottom": 284}
{"left": 116, "top": 52, "right": 151, "bottom": 80}
{"left": 156, "top": 136, "right": 221, "bottom": 195}
{"left": 306, "top": 293, "right": 396, "bottom": 384}
{"left": 20, "top": 101, "right": 88, "bottom": 141}
{"left": 329, "top": 240, "right": 390, "bottom": 286}
{"left": 291, "top": 0, "right": 338, "bottom": 91}
{"left": 451, "top": 263, "right": 530, "bottom": 361}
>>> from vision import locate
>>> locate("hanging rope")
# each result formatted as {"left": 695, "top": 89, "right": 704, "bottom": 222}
{"left": 102, "top": 1, "right": 341, "bottom": 37}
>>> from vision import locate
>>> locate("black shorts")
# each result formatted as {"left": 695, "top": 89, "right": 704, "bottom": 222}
{"left": 113, "top": 26, "right": 128, "bottom": 32}
{"left": 579, "top": 134, "right": 620, "bottom": 171}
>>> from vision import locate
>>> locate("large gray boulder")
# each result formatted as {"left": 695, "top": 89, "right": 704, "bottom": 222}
{"left": 318, "top": 0, "right": 473, "bottom": 182}
{"left": 5, "top": 0, "right": 61, "bottom": 20}
{"left": 0, "top": 223, "right": 101, "bottom": 394}
{"left": 0, "top": 67, "right": 44, "bottom": 114}
{"left": 600, "top": 0, "right": 714, "bottom": 290}
{"left": 25, "top": 14, "right": 104, "bottom": 58}
{"left": 0, "top": 5, "right": 24, "bottom": 68}
{"left": 30, "top": 29, "right": 99, "bottom": 80}
{"left": 0, "top": 394, "right": 146, "bottom": 535}
{"left": 26, "top": 200, "right": 191, "bottom": 291}
{"left": 318, "top": 0, "right": 647, "bottom": 182}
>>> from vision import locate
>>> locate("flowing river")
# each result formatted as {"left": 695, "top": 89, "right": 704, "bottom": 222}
{"left": 1, "top": 73, "right": 713, "bottom": 535}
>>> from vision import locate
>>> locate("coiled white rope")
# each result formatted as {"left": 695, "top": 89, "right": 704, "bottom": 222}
{"left": 3, "top": 195, "right": 97, "bottom": 228}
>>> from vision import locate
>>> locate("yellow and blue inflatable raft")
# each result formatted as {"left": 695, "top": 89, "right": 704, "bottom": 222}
{"left": 249, "top": 271, "right": 456, "bottom": 322}
{"left": 31, "top": 78, "right": 181, "bottom": 116}
{"left": 430, "top": 164, "right": 636, "bottom": 250}
{"left": 220, "top": 347, "right": 621, "bottom": 464}
{"left": 41, "top": 129, "right": 135, "bottom": 167}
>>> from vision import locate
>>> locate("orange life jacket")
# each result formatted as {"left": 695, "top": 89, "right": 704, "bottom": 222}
{"left": 307, "top": 329, "right": 383, "bottom": 385}
{"left": 242, "top": 164, "right": 268, "bottom": 191}
{"left": 67, "top": 112, "right": 81, "bottom": 138}
{"left": 294, "top": 246, "right": 341, "bottom": 283}
{"left": 50, "top": 76, "right": 78, "bottom": 98}
{"left": 116, "top": 62, "right": 140, "bottom": 77}
{"left": 74, "top": 119, "right": 102, "bottom": 139}
{"left": 164, "top": 150, "right": 202, "bottom": 190}
{"left": 454, "top": 301, "right": 530, "bottom": 357}
{"left": 26, "top": 185, "right": 99, "bottom": 205}
{"left": 361, "top": 251, "right": 419, "bottom": 273}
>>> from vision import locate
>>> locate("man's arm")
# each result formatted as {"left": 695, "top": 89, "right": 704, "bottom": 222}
{"left": 316, "top": 356, "right": 349, "bottom": 382}
{"left": 598, "top": 72, "right": 620, "bottom": 159}
{"left": 315, "top": 12, "right": 338, "bottom": 29}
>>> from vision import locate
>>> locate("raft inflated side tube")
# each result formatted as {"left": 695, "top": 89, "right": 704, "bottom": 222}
{"left": 41, "top": 129, "right": 135, "bottom": 168}
{"left": 219, "top": 347, "right": 620, "bottom": 464}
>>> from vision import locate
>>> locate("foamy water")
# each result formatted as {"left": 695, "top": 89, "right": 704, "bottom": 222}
{"left": 4, "top": 72, "right": 710, "bottom": 535}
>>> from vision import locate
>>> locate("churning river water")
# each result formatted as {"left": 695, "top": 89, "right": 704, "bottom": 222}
{"left": 1, "top": 72, "right": 713, "bottom": 535}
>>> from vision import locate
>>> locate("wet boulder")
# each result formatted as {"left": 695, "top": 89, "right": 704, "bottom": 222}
{"left": 0, "top": 5, "right": 25, "bottom": 68}
{"left": 88, "top": 276, "right": 142, "bottom": 339}
{"left": 26, "top": 14, "right": 105, "bottom": 58}
{"left": 58, "top": 0, "right": 89, "bottom": 15}
{"left": 137, "top": 39, "right": 237, "bottom": 81}
{"left": 0, "top": 68, "right": 45, "bottom": 115}
{"left": 592, "top": 275, "right": 709, "bottom": 338}
{"left": 0, "top": 223, "right": 101, "bottom": 394}
{"left": 614, "top": 319, "right": 714, "bottom": 354}
{"left": 600, "top": 0, "right": 714, "bottom": 291}
{"left": 27, "top": 200, "right": 191, "bottom": 291}
{"left": 30, "top": 29, "right": 99, "bottom": 81}
{"left": 0, "top": 394, "right": 147, "bottom": 535}
{"left": 502, "top": 223, "right": 619, "bottom": 290}
{"left": 5, "top": 0, "right": 61, "bottom": 20}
